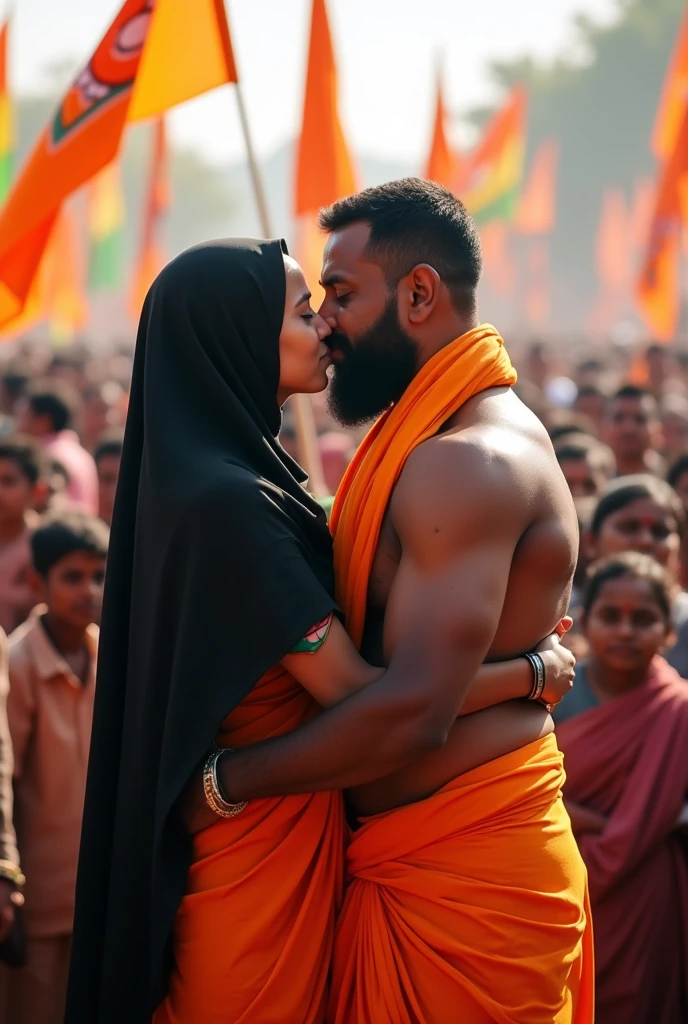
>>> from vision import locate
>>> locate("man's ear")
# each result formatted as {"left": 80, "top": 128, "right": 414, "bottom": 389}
{"left": 400, "top": 264, "right": 441, "bottom": 326}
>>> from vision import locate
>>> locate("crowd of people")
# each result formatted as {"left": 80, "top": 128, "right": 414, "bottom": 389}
{"left": 0, "top": 321, "right": 685, "bottom": 1021}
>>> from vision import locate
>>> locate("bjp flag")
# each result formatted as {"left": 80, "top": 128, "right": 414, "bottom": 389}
{"left": 0, "top": 0, "right": 237, "bottom": 327}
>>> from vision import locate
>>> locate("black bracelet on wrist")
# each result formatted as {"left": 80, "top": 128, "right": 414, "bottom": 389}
{"left": 524, "top": 652, "right": 546, "bottom": 702}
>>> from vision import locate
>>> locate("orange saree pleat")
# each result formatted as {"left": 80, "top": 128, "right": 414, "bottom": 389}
{"left": 154, "top": 667, "right": 345, "bottom": 1024}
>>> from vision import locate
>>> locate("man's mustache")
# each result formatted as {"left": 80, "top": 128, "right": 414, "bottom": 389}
{"left": 326, "top": 331, "right": 354, "bottom": 355}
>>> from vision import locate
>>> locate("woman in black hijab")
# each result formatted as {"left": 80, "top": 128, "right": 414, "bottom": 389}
{"left": 66, "top": 239, "right": 574, "bottom": 1024}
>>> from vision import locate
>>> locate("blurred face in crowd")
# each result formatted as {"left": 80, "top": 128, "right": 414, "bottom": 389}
{"left": 14, "top": 398, "right": 48, "bottom": 438}
{"left": 573, "top": 389, "right": 606, "bottom": 430}
{"left": 277, "top": 256, "right": 332, "bottom": 402}
{"left": 588, "top": 496, "right": 681, "bottom": 575}
{"left": 319, "top": 222, "right": 420, "bottom": 426}
{"left": 583, "top": 574, "right": 672, "bottom": 683}
{"left": 661, "top": 409, "right": 688, "bottom": 461}
{"left": 35, "top": 552, "right": 106, "bottom": 630}
{"left": 0, "top": 458, "right": 38, "bottom": 527}
{"left": 96, "top": 454, "right": 121, "bottom": 527}
{"left": 559, "top": 455, "right": 607, "bottom": 499}
{"left": 603, "top": 395, "right": 660, "bottom": 467}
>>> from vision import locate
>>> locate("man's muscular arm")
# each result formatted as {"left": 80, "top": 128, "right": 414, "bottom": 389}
{"left": 217, "top": 438, "right": 526, "bottom": 802}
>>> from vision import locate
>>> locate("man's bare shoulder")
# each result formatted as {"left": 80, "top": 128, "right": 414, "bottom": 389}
{"left": 390, "top": 428, "right": 531, "bottom": 551}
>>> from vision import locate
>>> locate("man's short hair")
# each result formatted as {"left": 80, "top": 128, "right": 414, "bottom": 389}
{"left": 318, "top": 177, "right": 482, "bottom": 312}
{"left": 0, "top": 435, "right": 45, "bottom": 484}
{"left": 26, "top": 381, "right": 76, "bottom": 433}
{"left": 31, "top": 511, "right": 109, "bottom": 578}
{"left": 94, "top": 430, "right": 124, "bottom": 466}
{"left": 609, "top": 384, "right": 658, "bottom": 416}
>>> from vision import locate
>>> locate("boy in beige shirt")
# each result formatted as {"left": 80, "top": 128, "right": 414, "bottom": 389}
{"left": 5, "top": 511, "right": 108, "bottom": 1024}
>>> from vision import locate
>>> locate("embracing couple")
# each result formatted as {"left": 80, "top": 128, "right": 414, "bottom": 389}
{"left": 66, "top": 178, "right": 593, "bottom": 1024}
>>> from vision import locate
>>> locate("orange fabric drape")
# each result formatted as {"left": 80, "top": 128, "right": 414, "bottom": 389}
{"left": 328, "top": 735, "right": 594, "bottom": 1024}
{"left": 330, "top": 325, "right": 517, "bottom": 647}
{"left": 328, "top": 328, "right": 594, "bottom": 1023}
{"left": 154, "top": 667, "right": 345, "bottom": 1024}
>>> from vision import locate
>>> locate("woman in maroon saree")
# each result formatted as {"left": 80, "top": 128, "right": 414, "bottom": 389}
{"left": 555, "top": 551, "right": 688, "bottom": 1023}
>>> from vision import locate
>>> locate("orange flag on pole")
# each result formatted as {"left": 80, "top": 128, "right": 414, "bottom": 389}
{"left": 652, "top": 6, "right": 688, "bottom": 161}
{"left": 129, "top": 117, "right": 170, "bottom": 318}
{"left": 295, "top": 0, "right": 357, "bottom": 217}
{"left": 515, "top": 139, "right": 558, "bottom": 235}
{"left": 43, "top": 206, "right": 89, "bottom": 343}
{"left": 637, "top": 105, "right": 688, "bottom": 341}
{"left": 588, "top": 188, "right": 631, "bottom": 335}
{"left": 294, "top": 0, "right": 357, "bottom": 302}
{"left": 423, "top": 65, "right": 463, "bottom": 190}
{"left": 0, "top": 0, "right": 237, "bottom": 328}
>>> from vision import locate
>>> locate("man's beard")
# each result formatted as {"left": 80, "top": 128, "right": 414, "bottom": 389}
{"left": 327, "top": 298, "right": 420, "bottom": 427}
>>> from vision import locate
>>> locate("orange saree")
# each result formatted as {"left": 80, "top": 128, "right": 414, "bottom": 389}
{"left": 327, "top": 325, "right": 594, "bottom": 1023}
{"left": 154, "top": 667, "right": 345, "bottom": 1024}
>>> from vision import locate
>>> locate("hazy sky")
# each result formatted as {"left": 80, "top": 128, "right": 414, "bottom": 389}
{"left": 10, "top": 0, "right": 618, "bottom": 167}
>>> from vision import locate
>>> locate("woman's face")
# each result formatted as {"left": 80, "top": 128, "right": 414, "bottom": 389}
{"left": 589, "top": 497, "right": 681, "bottom": 573}
{"left": 277, "top": 257, "right": 332, "bottom": 403}
{"left": 584, "top": 575, "right": 671, "bottom": 679}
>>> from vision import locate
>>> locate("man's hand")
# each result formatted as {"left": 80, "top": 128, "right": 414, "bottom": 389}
{"left": 0, "top": 878, "right": 23, "bottom": 943}
{"left": 536, "top": 619, "right": 576, "bottom": 708}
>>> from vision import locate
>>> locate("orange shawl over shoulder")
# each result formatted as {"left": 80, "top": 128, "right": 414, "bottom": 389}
{"left": 328, "top": 326, "right": 594, "bottom": 1024}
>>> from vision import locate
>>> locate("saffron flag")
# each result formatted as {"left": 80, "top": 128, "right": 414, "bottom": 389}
{"left": 461, "top": 86, "right": 527, "bottom": 225}
{"left": 515, "top": 139, "right": 558, "bottom": 235}
{"left": 637, "top": 104, "right": 688, "bottom": 341}
{"left": 423, "top": 66, "right": 463, "bottom": 190}
{"left": 0, "top": 17, "right": 13, "bottom": 204}
{"left": 129, "top": 117, "right": 170, "bottom": 317}
{"left": 44, "top": 207, "right": 89, "bottom": 344}
{"left": 294, "top": 0, "right": 357, "bottom": 302}
{"left": 0, "top": 0, "right": 237, "bottom": 328}
{"left": 652, "top": 6, "right": 688, "bottom": 161}
{"left": 88, "top": 162, "right": 126, "bottom": 291}
{"left": 295, "top": 0, "right": 356, "bottom": 218}
{"left": 589, "top": 188, "right": 631, "bottom": 334}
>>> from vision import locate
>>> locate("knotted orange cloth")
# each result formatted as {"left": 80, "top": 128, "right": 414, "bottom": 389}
{"left": 327, "top": 325, "right": 594, "bottom": 1024}
{"left": 153, "top": 667, "right": 345, "bottom": 1024}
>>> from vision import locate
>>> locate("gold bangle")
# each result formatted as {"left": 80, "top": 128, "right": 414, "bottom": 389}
{"left": 202, "top": 746, "right": 248, "bottom": 819}
{"left": 0, "top": 860, "right": 25, "bottom": 888}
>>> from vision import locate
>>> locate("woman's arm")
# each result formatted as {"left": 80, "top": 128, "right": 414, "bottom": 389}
{"left": 283, "top": 615, "right": 575, "bottom": 713}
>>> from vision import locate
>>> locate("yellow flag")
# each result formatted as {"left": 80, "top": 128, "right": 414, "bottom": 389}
{"left": 129, "top": 0, "right": 237, "bottom": 121}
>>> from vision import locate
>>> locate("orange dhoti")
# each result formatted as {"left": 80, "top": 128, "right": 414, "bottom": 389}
{"left": 329, "top": 735, "right": 594, "bottom": 1024}
{"left": 154, "top": 667, "right": 345, "bottom": 1024}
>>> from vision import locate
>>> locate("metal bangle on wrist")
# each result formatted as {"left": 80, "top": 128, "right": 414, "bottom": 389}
{"left": 524, "top": 651, "right": 546, "bottom": 702}
{"left": 202, "top": 745, "right": 248, "bottom": 819}
{"left": 0, "top": 859, "right": 25, "bottom": 888}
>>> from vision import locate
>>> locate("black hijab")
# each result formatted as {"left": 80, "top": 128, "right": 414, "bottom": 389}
{"left": 66, "top": 239, "right": 337, "bottom": 1023}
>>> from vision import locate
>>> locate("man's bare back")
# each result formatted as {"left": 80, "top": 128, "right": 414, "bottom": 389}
{"left": 350, "top": 385, "right": 578, "bottom": 815}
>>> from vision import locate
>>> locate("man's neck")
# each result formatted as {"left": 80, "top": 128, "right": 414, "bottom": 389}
{"left": 415, "top": 313, "right": 481, "bottom": 371}
{"left": 41, "top": 612, "right": 89, "bottom": 658}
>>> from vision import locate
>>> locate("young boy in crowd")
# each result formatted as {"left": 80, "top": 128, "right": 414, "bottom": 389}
{"left": 3, "top": 511, "right": 108, "bottom": 1024}
{"left": 0, "top": 437, "right": 46, "bottom": 635}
